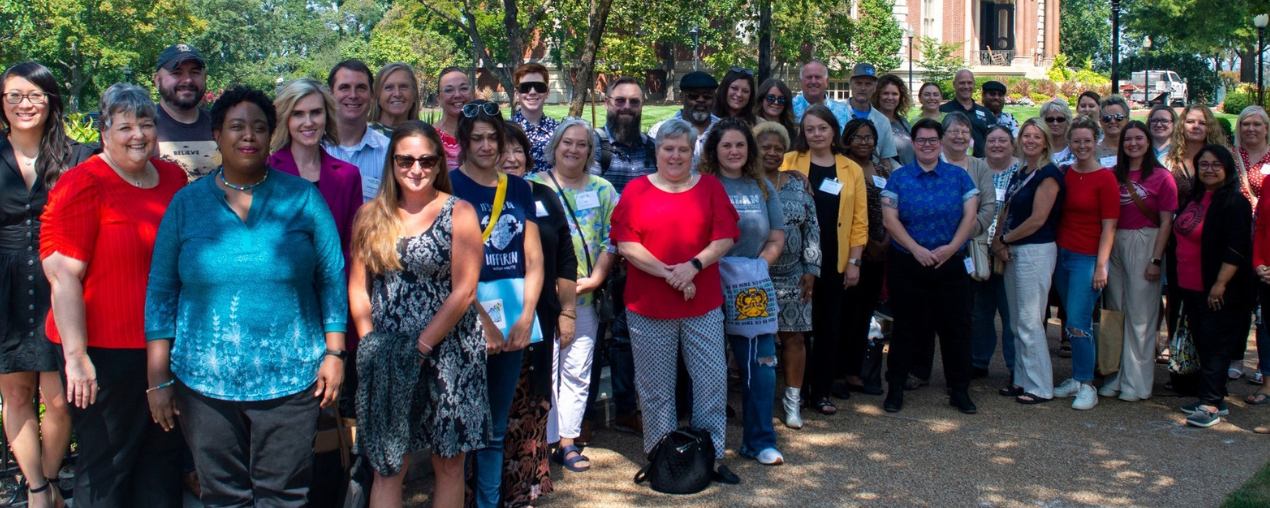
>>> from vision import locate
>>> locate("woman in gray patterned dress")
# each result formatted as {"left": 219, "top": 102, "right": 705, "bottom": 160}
{"left": 755, "top": 121, "right": 820, "bottom": 429}
{"left": 348, "top": 121, "right": 488, "bottom": 508}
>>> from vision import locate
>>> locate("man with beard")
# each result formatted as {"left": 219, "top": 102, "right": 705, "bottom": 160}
{"left": 591, "top": 76, "right": 656, "bottom": 194}
{"left": 154, "top": 43, "right": 218, "bottom": 180}
{"left": 939, "top": 69, "right": 997, "bottom": 157}
{"left": 981, "top": 80, "right": 1018, "bottom": 136}
{"left": 846, "top": 62, "right": 897, "bottom": 169}
{"left": 792, "top": 60, "right": 851, "bottom": 133}
{"left": 324, "top": 59, "right": 389, "bottom": 202}
{"left": 647, "top": 71, "right": 719, "bottom": 166}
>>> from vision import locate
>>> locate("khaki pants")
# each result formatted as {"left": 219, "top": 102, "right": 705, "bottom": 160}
{"left": 1104, "top": 227, "right": 1162, "bottom": 399}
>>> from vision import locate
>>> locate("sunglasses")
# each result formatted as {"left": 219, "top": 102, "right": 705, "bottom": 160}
{"left": 611, "top": 97, "right": 641, "bottom": 107}
{"left": 462, "top": 102, "right": 500, "bottom": 118}
{"left": 517, "top": 82, "right": 548, "bottom": 94}
{"left": 1044, "top": 116, "right": 1068, "bottom": 124}
{"left": 764, "top": 95, "right": 788, "bottom": 105}
{"left": 1101, "top": 113, "right": 1126, "bottom": 123}
{"left": 394, "top": 154, "right": 442, "bottom": 170}
{"left": 730, "top": 66, "right": 755, "bottom": 76}
{"left": 685, "top": 92, "right": 715, "bottom": 102}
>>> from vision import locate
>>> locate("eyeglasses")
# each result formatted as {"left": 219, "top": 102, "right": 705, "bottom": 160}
{"left": 764, "top": 95, "right": 787, "bottom": 105}
{"left": 611, "top": 97, "right": 641, "bottom": 107}
{"left": 946, "top": 129, "right": 970, "bottom": 137}
{"left": 2, "top": 91, "right": 50, "bottom": 105}
{"left": 1044, "top": 116, "right": 1068, "bottom": 124}
{"left": 440, "top": 85, "right": 472, "bottom": 96}
{"left": 685, "top": 92, "right": 714, "bottom": 102}
{"left": 394, "top": 154, "right": 442, "bottom": 170}
{"left": 730, "top": 66, "right": 755, "bottom": 76}
{"left": 1149, "top": 118, "right": 1173, "bottom": 125}
{"left": 1101, "top": 114, "right": 1126, "bottom": 123}
{"left": 462, "top": 102, "right": 500, "bottom": 118}
{"left": 849, "top": 135, "right": 877, "bottom": 143}
{"left": 517, "top": 82, "right": 548, "bottom": 94}
{"left": 1198, "top": 161, "right": 1225, "bottom": 172}
{"left": 913, "top": 138, "right": 941, "bottom": 146}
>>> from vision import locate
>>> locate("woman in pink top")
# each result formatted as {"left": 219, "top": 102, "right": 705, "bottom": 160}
{"left": 433, "top": 67, "right": 473, "bottom": 170}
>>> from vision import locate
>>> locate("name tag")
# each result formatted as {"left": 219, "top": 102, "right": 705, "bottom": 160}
{"left": 871, "top": 175, "right": 888, "bottom": 188}
{"left": 1261, "top": 165, "right": 1270, "bottom": 175}
{"left": 818, "top": 178, "right": 843, "bottom": 195}
{"left": 574, "top": 190, "right": 601, "bottom": 210}
{"left": 995, "top": 188, "right": 1007, "bottom": 202}
{"left": 964, "top": 256, "right": 975, "bottom": 274}
{"left": 976, "top": 110, "right": 986, "bottom": 119}
{"left": 535, "top": 201, "right": 549, "bottom": 217}
{"left": 1099, "top": 155, "right": 1118, "bottom": 168}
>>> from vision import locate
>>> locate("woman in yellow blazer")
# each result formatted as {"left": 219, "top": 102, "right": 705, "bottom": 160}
{"left": 779, "top": 104, "right": 868, "bottom": 416}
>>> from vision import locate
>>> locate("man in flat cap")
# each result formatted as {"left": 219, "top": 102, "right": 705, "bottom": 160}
{"left": 153, "top": 43, "right": 218, "bottom": 180}
{"left": 981, "top": 80, "right": 1017, "bottom": 136}
{"left": 648, "top": 71, "right": 720, "bottom": 165}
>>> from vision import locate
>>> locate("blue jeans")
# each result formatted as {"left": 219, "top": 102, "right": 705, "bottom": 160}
{"left": 471, "top": 349, "right": 523, "bottom": 508}
{"left": 1053, "top": 247, "right": 1101, "bottom": 382}
{"left": 972, "top": 274, "right": 1015, "bottom": 371}
{"left": 728, "top": 334, "right": 777, "bottom": 455}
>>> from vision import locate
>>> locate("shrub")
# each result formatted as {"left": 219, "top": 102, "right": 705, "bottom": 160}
{"left": 1047, "top": 54, "right": 1075, "bottom": 82}
{"left": 1036, "top": 80, "right": 1060, "bottom": 97}
{"left": 937, "top": 80, "right": 956, "bottom": 99}
{"left": 63, "top": 113, "right": 98, "bottom": 145}
{"left": 1007, "top": 79, "right": 1033, "bottom": 97}
{"left": 1030, "top": 93, "right": 1052, "bottom": 104}
{"left": 1222, "top": 84, "right": 1270, "bottom": 114}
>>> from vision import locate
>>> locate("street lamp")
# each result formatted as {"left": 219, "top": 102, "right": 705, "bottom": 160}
{"left": 1142, "top": 36, "right": 1151, "bottom": 106}
{"left": 122, "top": 65, "right": 133, "bottom": 84}
{"left": 1256, "top": 14, "right": 1268, "bottom": 106}
{"left": 1111, "top": 0, "right": 1121, "bottom": 94}
{"left": 689, "top": 26, "right": 700, "bottom": 72}
{"left": 905, "top": 25, "right": 914, "bottom": 94}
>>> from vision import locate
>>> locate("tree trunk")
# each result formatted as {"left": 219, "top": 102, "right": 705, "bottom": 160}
{"left": 501, "top": 0, "right": 524, "bottom": 103}
{"left": 758, "top": 0, "right": 772, "bottom": 84}
{"left": 1240, "top": 48, "right": 1258, "bottom": 83}
{"left": 568, "top": 0, "right": 615, "bottom": 117}
{"left": 662, "top": 43, "right": 678, "bottom": 102}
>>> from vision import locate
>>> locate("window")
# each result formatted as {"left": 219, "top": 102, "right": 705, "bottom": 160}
{"left": 922, "top": 0, "right": 940, "bottom": 39}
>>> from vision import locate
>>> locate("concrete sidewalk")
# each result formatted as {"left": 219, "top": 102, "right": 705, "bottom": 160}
{"left": 402, "top": 331, "right": 1270, "bottom": 508}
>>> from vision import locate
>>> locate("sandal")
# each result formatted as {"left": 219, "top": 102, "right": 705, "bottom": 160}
{"left": 1251, "top": 372, "right": 1265, "bottom": 386}
{"left": 1229, "top": 368, "right": 1245, "bottom": 380}
{"left": 814, "top": 398, "right": 838, "bottom": 416}
{"left": 552, "top": 445, "right": 591, "bottom": 472}
{"left": 999, "top": 385, "right": 1024, "bottom": 397}
{"left": 1246, "top": 392, "right": 1270, "bottom": 405}
{"left": 1016, "top": 393, "right": 1052, "bottom": 404}
{"left": 1156, "top": 349, "right": 1171, "bottom": 365}
{"left": 1057, "top": 344, "right": 1072, "bottom": 358}
{"left": 28, "top": 480, "right": 52, "bottom": 508}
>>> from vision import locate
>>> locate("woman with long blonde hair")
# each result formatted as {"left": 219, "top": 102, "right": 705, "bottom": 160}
{"left": 348, "top": 121, "right": 486, "bottom": 508}
{"left": 369, "top": 63, "right": 421, "bottom": 133}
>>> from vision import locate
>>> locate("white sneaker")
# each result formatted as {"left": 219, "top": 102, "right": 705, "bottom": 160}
{"left": 1072, "top": 384, "right": 1099, "bottom": 410}
{"left": 1053, "top": 378, "right": 1080, "bottom": 398}
{"left": 782, "top": 387, "right": 803, "bottom": 429}
{"left": 1098, "top": 374, "right": 1119, "bottom": 397}
{"left": 756, "top": 447, "right": 785, "bottom": 465}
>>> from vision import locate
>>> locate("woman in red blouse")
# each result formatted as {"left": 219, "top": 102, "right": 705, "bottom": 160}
{"left": 611, "top": 118, "right": 741, "bottom": 485}
{"left": 41, "top": 83, "right": 188, "bottom": 506}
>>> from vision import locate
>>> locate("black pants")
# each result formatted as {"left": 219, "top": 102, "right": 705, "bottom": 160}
{"left": 835, "top": 258, "right": 885, "bottom": 379}
{"left": 885, "top": 250, "right": 973, "bottom": 392}
{"left": 807, "top": 266, "right": 848, "bottom": 401}
{"left": 1182, "top": 289, "right": 1254, "bottom": 406}
{"left": 178, "top": 382, "right": 319, "bottom": 508}
{"left": 57, "top": 346, "right": 184, "bottom": 508}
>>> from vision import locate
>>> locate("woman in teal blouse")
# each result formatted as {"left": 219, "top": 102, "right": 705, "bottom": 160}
{"left": 143, "top": 87, "right": 348, "bottom": 508}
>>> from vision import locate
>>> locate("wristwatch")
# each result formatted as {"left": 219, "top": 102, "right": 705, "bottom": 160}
{"left": 848, "top": 258, "right": 862, "bottom": 267}
{"left": 1150, "top": 258, "right": 1163, "bottom": 267}
{"left": 690, "top": 257, "right": 704, "bottom": 270}
{"left": 324, "top": 349, "right": 347, "bottom": 360}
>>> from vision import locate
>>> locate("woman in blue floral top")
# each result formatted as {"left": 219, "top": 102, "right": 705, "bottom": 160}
{"left": 144, "top": 87, "right": 348, "bottom": 508}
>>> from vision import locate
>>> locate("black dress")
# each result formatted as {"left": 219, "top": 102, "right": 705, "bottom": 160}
{"left": 0, "top": 137, "right": 92, "bottom": 374}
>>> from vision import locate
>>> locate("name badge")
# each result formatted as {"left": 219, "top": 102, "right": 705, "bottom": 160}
{"left": 976, "top": 110, "right": 986, "bottom": 119}
{"left": 1261, "top": 165, "right": 1270, "bottom": 175}
{"left": 871, "top": 175, "right": 888, "bottom": 188}
{"left": 575, "top": 190, "right": 601, "bottom": 210}
{"left": 964, "top": 256, "right": 975, "bottom": 274}
{"left": 995, "top": 188, "right": 1007, "bottom": 202}
{"left": 818, "top": 178, "right": 843, "bottom": 195}
{"left": 1099, "top": 155, "right": 1118, "bottom": 168}
{"left": 535, "top": 201, "right": 549, "bottom": 217}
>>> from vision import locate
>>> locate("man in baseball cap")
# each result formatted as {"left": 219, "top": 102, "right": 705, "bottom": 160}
{"left": 648, "top": 71, "right": 720, "bottom": 165}
{"left": 153, "top": 43, "right": 217, "bottom": 180}
{"left": 981, "top": 80, "right": 1018, "bottom": 135}
{"left": 847, "top": 62, "right": 897, "bottom": 169}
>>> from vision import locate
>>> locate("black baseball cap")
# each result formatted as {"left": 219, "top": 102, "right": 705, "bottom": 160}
{"left": 982, "top": 81, "right": 1008, "bottom": 94}
{"left": 156, "top": 43, "right": 205, "bottom": 72}
{"left": 851, "top": 63, "right": 877, "bottom": 79}
{"left": 679, "top": 71, "right": 719, "bottom": 90}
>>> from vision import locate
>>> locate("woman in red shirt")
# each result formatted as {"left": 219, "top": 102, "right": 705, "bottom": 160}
{"left": 1052, "top": 116, "right": 1120, "bottom": 411}
{"left": 41, "top": 83, "right": 187, "bottom": 506}
{"left": 611, "top": 118, "right": 741, "bottom": 485}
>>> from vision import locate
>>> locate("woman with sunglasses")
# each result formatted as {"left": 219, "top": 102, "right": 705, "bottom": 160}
{"left": 917, "top": 82, "right": 944, "bottom": 121}
{"left": 1040, "top": 99, "right": 1073, "bottom": 165}
{"left": 348, "top": 121, "right": 485, "bottom": 508}
{"left": 435, "top": 67, "right": 475, "bottom": 170}
{"left": 450, "top": 100, "right": 545, "bottom": 508}
{"left": 874, "top": 74, "right": 914, "bottom": 166}
{"left": 1148, "top": 104, "right": 1176, "bottom": 160}
{"left": 510, "top": 63, "right": 558, "bottom": 175}
{"left": 713, "top": 68, "right": 756, "bottom": 125}
{"left": 753, "top": 78, "right": 798, "bottom": 140}
{"left": 1096, "top": 95, "right": 1129, "bottom": 167}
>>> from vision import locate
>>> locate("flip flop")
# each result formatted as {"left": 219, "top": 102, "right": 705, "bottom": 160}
{"left": 1230, "top": 368, "right": 1246, "bottom": 380}
{"left": 1246, "top": 392, "right": 1270, "bottom": 405}
{"left": 999, "top": 385, "right": 1024, "bottom": 397}
{"left": 552, "top": 445, "right": 591, "bottom": 472}
{"left": 1016, "top": 393, "right": 1053, "bottom": 405}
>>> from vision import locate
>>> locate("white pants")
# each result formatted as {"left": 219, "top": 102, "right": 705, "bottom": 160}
{"left": 1103, "top": 228, "right": 1162, "bottom": 399}
{"left": 1005, "top": 242, "right": 1058, "bottom": 398}
{"left": 549, "top": 304, "right": 598, "bottom": 440}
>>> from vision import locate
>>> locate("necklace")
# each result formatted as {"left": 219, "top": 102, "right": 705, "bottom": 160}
{"left": 102, "top": 154, "right": 150, "bottom": 187}
{"left": 219, "top": 167, "right": 268, "bottom": 191}
{"left": 655, "top": 173, "right": 691, "bottom": 190}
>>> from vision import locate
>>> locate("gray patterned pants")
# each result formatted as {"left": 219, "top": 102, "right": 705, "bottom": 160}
{"left": 628, "top": 308, "right": 727, "bottom": 458}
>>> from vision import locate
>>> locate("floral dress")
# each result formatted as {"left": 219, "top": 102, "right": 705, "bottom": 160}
{"left": 355, "top": 196, "right": 489, "bottom": 476}
{"left": 770, "top": 174, "right": 821, "bottom": 332}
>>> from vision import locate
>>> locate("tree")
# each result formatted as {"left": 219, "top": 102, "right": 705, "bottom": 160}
{"left": 418, "top": 0, "right": 552, "bottom": 100}
{"left": 191, "top": 0, "right": 342, "bottom": 92}
{"left": 918, "top": 36, "right": 963, "bottom": 89}
{"left": 849, "top": 0, "right": 904, "bottom": 72}
{"left": 346, "top": 2, "right": 463, "bottom": 89}
{"left": 1060, "top": 0, "right": 1112, "bottom": 71}
{"left": 566, "top": 0, "right": 616, "bottom": 116}
{"left": 1123, "top": 0, "right": 1270, "bottom": 83}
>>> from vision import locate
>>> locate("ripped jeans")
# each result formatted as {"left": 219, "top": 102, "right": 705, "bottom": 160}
{"left": 727, "top": 334, "right": 777, "bottom": 456}
{"left": 1053, "top": 247, "right": 1102, "bottom": 383}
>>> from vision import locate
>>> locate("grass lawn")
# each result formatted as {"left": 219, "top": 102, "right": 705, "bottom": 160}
{"left": 1223, "top": 459, "right": 1270, "bottom": 508}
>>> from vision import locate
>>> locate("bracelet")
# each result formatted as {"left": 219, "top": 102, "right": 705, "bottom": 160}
{"left": 561, "top": 314, "right": 577, "bottom": 320}
{"left": 418, "top": 341, "right": 433, "bottom": 354}
{"left": 146, "top": 380, "right": 175, "bottom": 394}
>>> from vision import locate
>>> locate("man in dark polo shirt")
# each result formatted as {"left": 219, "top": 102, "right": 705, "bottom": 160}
{"left": 939, "top": 69, "right": 996, "bottom": 157}
{"left": 153, "top": 43, "right": 218, "bottom": 180}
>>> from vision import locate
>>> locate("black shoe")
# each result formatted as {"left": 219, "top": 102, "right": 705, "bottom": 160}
{"left": 884, "top": 389, "right": 904, "bottom": 413}
{"left": 950, "top": 391, "right": 978, "bottom": 414}
{"left": 971, "top": 367, "right": 989, "bottom": 379}
{"left": 831, "top": 382, "right": 852, "bottom": 400}
{"left": 711, "top": 465, "right": 741, "bottom": 485}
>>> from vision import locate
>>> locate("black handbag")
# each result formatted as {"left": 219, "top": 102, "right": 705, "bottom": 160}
{"left": 633, "top": 427, "right": 715, "bottom": 495}
{"left": 545, "top": 172, "right": 615, "bottom": 323}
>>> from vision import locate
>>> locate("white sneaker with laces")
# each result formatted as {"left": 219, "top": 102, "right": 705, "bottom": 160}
{"left": 1072, "top": 383, "right": 1098, "bottom": 410}
{"left": 1053, "top": 378, "right": 1080, "bottom": 398}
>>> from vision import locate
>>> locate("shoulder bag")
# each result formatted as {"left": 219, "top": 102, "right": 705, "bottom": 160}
{"left": 991, "top": 166, "right": 1040, "bottom": 275}
{"left": 633, "top": 427, "right": 715, "bottom": 495}
{"left": 545, "top": 172, "right": 615, "bottom": 323}
{"left": 475, "top": 172, "right": 544, "bottom": 344}
{"left": 1124, "top": 178, "right": 1161, "bottom": 227}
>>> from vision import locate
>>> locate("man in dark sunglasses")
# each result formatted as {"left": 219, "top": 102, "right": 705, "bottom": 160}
{"left": 648, "top": 71, "right": 719, "bottom": 166}
{"left": 510, "top": 63, "right": 560, "bottom": 174}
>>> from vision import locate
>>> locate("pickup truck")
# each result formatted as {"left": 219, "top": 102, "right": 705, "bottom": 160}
{"left": 1119, "top": 70, "right": 1188, "bottom": 106}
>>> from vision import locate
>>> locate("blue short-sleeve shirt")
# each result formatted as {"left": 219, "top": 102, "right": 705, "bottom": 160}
{"left": 881, "top": 161, "right": 980, "bottom": 253}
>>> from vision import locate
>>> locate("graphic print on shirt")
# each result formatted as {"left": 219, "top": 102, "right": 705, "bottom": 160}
{"left": 1174, "top": 200, "right": 1206, "bottom": 237}
{"left": 480, "top": 201, "right": 524, "bottom": 264}
{"left": 1119, "top": 181, "right": 1150, "bottom": 206}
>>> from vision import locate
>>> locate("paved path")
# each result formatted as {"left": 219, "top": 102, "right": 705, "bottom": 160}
{"left": 403, "top": 328, "right": 1270, "bottom": 508}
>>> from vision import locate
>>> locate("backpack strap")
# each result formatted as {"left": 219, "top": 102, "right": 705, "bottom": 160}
{"left": 595, "top": 128, "right": 614, "bottom": 175}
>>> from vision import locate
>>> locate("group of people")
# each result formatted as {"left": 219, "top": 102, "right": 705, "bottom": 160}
{"left": 2, "top": 39, "right": 1270, "bottom": 508}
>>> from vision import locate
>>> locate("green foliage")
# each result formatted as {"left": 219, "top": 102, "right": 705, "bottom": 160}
{"left": 1060, "top": 0, "right": 1111, "bottom": 71}
{"left": 63, "top": 113, "right": 98, "bottom": 144}
{"left": 1029, "top": 92, "right": 1052, "bottom": 104}
{"left": 918, "top": 36, "right": 963, "bottom": 87}
{"left": 1221, "top": 84, "right": 1270, "bottom": 114}
{"left": 1047, "top": 54, "right": 1074, "bottom": 82}
{"left": 1072, "top": 58, "right": 1110, "bottom": 86}
{"left": 352, "top": 3, "right": 462, "bottom": 90}
{"left": 848, "top": 0, "right": 903, "bottom": 72}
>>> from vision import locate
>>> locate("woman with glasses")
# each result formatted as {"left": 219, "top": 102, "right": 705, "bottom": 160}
{"left": 1174, "top": 145, "right": 1254, "bottom": 428}
{"left": 1051, "top": 116, "right": 1120, "bottom": 411}
{"left": 1041, "top": 99, "right": 1073, "bottom": 165}
{"left": 713, "top": 68, "right": 756, "bottom": 125}
{"left": 1148, "top": 104, "right": 1177, "bottom": 160}
{"left": 753, "top": 78, "right": 798, "bottom": 139}
{"left": 510, "top": 63, "right": 558, "bottom": 174}
{"left": 874, "top": 74, "right": 915, "bottom": 166}
{"left": 1, "top": 62, "right": 92, "bottom": 508}
{"left": 1096, "top": 95, "right": 1129, "bottom": 167}
{"left": 917, "top": 83, "right": 943, "bottom": 121}
{"left": 450, "top": 100, "right": 545, "bottom": 507}
{"left": 434, "top": 67, "right": 475, "bottom": 170}
{"left": 348, "top": 121, "right": 486, "bottom": 508}
{"left": 369, "top": 63, "right": 420, "bottom": 134}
